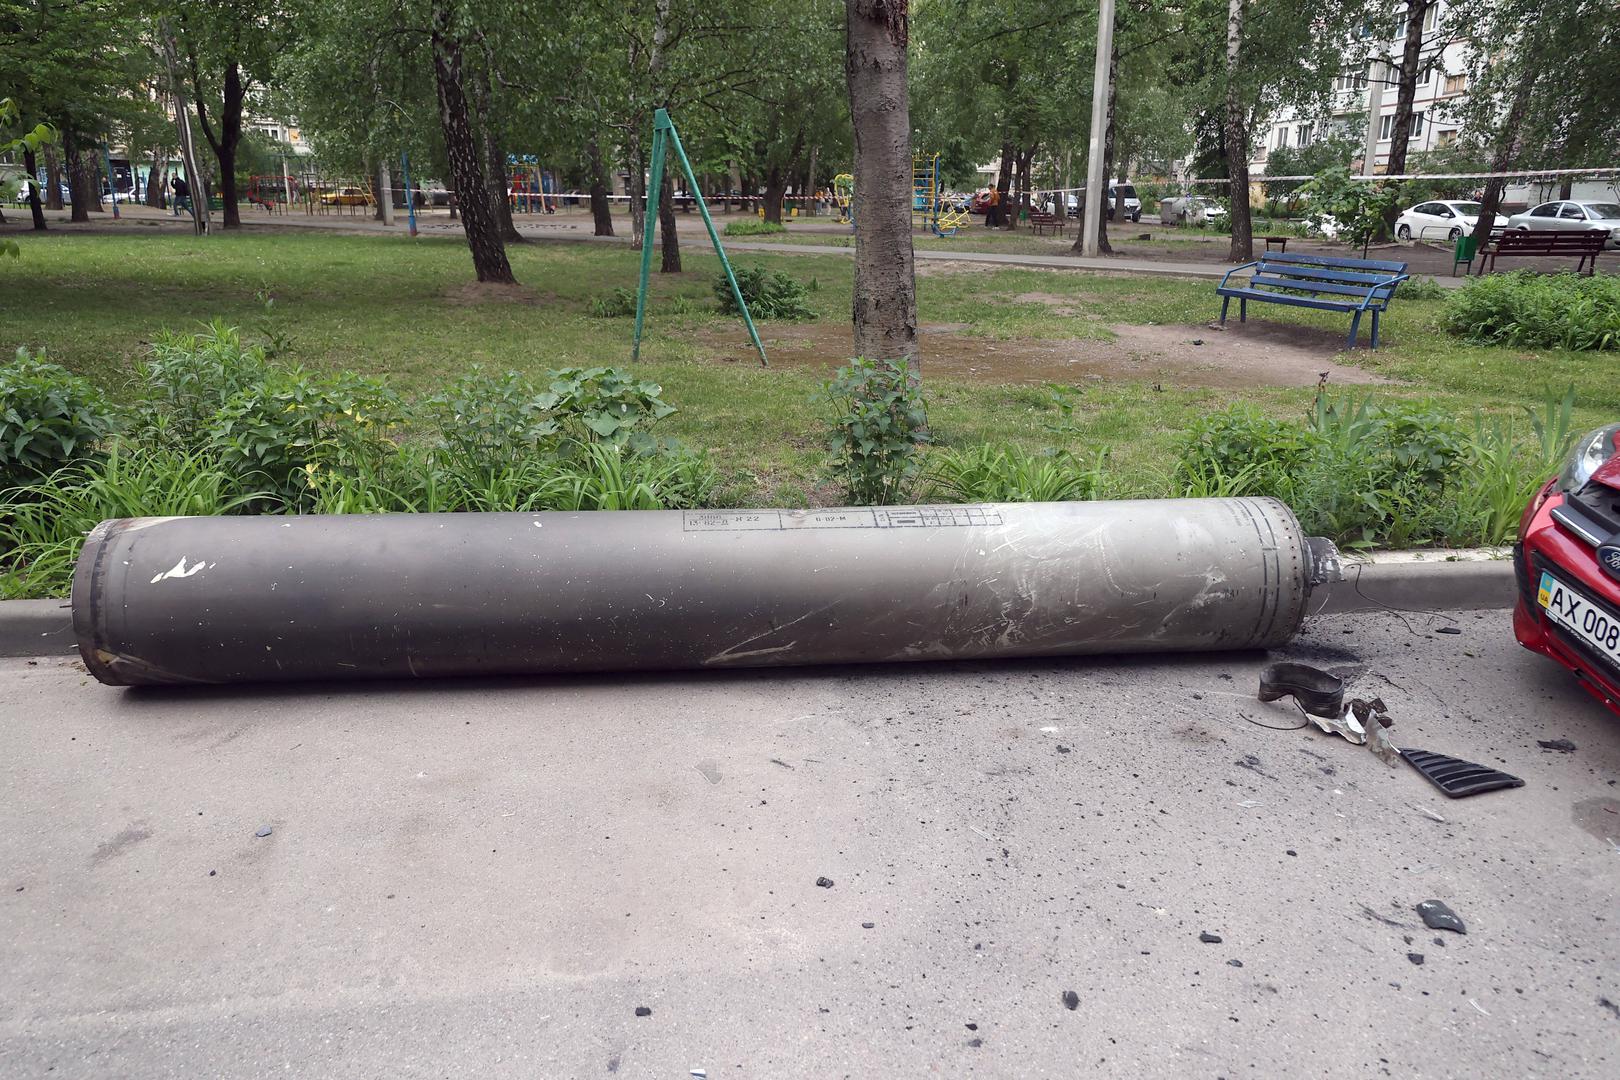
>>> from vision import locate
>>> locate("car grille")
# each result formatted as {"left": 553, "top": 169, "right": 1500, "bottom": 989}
{"left": 1552, "top": 482, "right": 1620, "bottom": 546}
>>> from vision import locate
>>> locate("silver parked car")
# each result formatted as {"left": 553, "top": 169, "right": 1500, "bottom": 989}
{"left": 1394, "top": 200, "right": 1487, "bottom": 242}
{"left": 1505, "top": 201, "right": 1620, "bottom": 248}
{"left": 1159, "top": 195, "right": 1227, "bottom": 227}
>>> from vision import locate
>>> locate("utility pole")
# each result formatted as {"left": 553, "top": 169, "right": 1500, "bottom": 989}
{"left": 1362, "top": 59, "right": 1386, "bottom": 177}
{"left": 1081, "top": 0, "right": 1116, "bottom": 256}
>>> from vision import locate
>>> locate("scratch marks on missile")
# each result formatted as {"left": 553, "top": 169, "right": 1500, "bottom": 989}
{"left": 705, "top": 599, "right": 843, "bottom": 665}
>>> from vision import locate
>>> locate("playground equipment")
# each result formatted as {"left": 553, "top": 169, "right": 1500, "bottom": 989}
{"left": 507, "top": 158, "right": 555, "bottom": 214}
{"left": 633, "top": 108, "right": 767, "bottom": 367}
{"left": 912, "top": 153, "right": 970, "bottom": 237}
{"left": 833, "top": 173, "right": 854, "bottom": 225}
{"left": 246, "top": 174, "right": 300, "bottom": 213}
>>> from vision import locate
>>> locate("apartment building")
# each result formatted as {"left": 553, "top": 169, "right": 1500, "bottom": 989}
{"left": 1252, "top": 2, "right": 1468, "bottom": 176}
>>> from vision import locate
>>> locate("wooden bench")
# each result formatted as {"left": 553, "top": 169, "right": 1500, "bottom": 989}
{"left": 1216, "top": 251, "right": 1409, "bottom": 350}
{"left": 1476, "top": 229, "right": 1609, "bottom": 276}
{"left": 1029, "top": 211, "right": 1067, "bottom": 236}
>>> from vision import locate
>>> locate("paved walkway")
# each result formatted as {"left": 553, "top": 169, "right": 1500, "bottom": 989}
{"left": 3, "top": 608, "right": 1617, "bottom": 1077}
{"left": 20, "top": 203, "right": 1487, "bottom": 286}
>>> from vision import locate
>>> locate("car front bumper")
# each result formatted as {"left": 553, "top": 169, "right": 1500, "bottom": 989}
{"left": 1514, "top": 486, "right": 1620, "bottom": 714}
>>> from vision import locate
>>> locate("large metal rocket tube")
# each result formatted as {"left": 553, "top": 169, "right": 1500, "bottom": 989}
{"left": 72, "top": 499, "right": 1336, "bottom": 686}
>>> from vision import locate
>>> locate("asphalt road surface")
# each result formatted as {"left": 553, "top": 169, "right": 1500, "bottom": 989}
{"left": 2, "top": 608, "right": 1617, "bottom": 1079}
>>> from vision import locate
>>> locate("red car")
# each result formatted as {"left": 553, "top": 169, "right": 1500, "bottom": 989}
{"left": 1514, "top": 423, "right": 1620, "bottom": 713}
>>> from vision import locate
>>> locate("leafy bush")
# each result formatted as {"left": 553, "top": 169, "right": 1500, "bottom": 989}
{"left": 135, "top": 322, "right": 273, "bottom": 450}
{"left": 927, "top": 444, "right": 1105, "bottom": 503}
{"left": 589, "top": 287, "right": 638, "bottom": 318}
{"left": 0, "top": 445, "right": 274, "bottom": 599}
{"left": 723, "top": 218, "right": 788, "bottom": 237}
{"left": 536, "top": 366, "right": 678, "bottom": 453}
{"left": 715, "top": 265, "right": 815, "bottom": 320}
{"left": 1398, "top": 275, "right": 1446, "bottom": 301}
{"left": 819, "top": 358, "right": 930, "bottom": 505}
{"left": 0, "top": 349, "right": 118, "bottom": 488}
{"left": 1442, "top": 271, "right": 1620, "bottom": 351}
{"left": 1173, "top": 390, "right": 1577, "bottom": 548}
{"left": 207, "top": 367, "right": 404, "bottom": 509}
{"left": 419, "top": 369, "right": 556, "bottom": 477}
{"left": 1174, "top": 406, "right": 1315, "bottom": 497}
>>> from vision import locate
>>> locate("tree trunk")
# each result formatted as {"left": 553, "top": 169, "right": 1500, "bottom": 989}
{"left": 63, "top": 134, "right": 92, "bottom": 222}
{"left": 658, "top": 171, "right": 681, "bottom": 273}
{"left": 587, "top": 133, "right": 614, "bottom": 236}
{"left": 1223, "top": 0, "right": 1253, "bottom": 262}
{"left": 191, "top": 57, "right": 245, "bottom": 228}
{"left": 22, "top": 149, "right": 46, "bottom": 230}
{"left": 429, "top": 1, "right": 515, "bottom": 284}
{"left": 146, "top": 152, "right": 166, "bottom": 208}
{"left": 1469, "top": 61, "right": 1537, "bottom": 249}
{"left": 475, "top": 61, "right": 523, "bottom": 243}
{"left": 845, "top": 0, "right": 918, "bottom": 366}
{"left": 728, "top": 159, "right": 743, "bottom": 212}
{"left": 1558, "top": 175, "right": 1573, "bottom": 200}
{"left": 626, "top": 129, "right": 646, "bottom": 249}
{"left": 43, "top": 145, "right": 63, "bottom": 209}
{"left": 1382, "top": 0, "right": 1432, "bottom": 230}
{"left": 763, "top": 164, "right": 787, "bottom": 224}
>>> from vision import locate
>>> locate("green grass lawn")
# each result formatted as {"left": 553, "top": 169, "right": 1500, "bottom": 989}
{"left": 2, "top": 228, "right": 1607, "bottom": 504}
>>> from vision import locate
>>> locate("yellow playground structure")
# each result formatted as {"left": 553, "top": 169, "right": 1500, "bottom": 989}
{"left": 913, "top": 152, "right": 969, "bottom": 236}
{"left": 832, "top": 158, "right": 967, "bottom": 236}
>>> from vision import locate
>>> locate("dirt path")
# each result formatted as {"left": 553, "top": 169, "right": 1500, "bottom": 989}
{"left": 691, "top": 319, "right": 1390, "bottom": 389}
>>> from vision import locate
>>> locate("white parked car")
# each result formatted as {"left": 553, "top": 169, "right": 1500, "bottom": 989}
{"left": 1505, "top": 201, "right": 1620, "bottom": 248}
{"left": 1395, "top": 200, "right": 1488, "bottom": 242}
{"left": 1159, "top": 195, "right": 1227, "bottom": 227}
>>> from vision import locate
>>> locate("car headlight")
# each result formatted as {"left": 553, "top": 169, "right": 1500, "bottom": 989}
{"left": 1560, "top": 424, "right": 1620, "bottom": 492}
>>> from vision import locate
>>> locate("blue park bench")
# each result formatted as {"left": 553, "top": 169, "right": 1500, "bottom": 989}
{"left": 1216, "top": 251, "right": 1409, "bottom": 349}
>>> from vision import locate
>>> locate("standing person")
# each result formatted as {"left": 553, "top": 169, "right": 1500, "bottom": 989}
{"left": 170, "top": 175, "right": 190, "bottom": 217}
{"left": 984, "top": 187, "right": 1000, "bottom": 227}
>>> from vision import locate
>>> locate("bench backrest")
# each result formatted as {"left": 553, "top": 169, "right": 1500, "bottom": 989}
{"left": 1251, "top": 251, "right": 1409, "bottom": 303}
{"left": 1494, "top": 229, "right": 1608, "bottom": 252}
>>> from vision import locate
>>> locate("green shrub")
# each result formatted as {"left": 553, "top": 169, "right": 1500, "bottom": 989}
{"left": 927, "top": 444, "right": 1105, "bottom": 503}
{"left": 207, "top": 367, "right": 404, "bottom": 509}
{"left": 589, "top": 287, "right": 638, "bottom": 318}
{"left": 135, "top": 321, "right": 273, "bottom": 451}
{"left": 0, "top": 444, "right": 274, "bottom": 599}
{"left": 1174, "top": 406, "right": 1315, "bottom": 497}
{"left": 723, "top": 219, "right": 787, "bottom": 237}
{"left": 1172, "top": 390, "right": 1576, "bottom": 548}
{"left": 536, "top": 366, "right": 678, "bottom": 453}
{"left": 819, "top": 358, "right": 930, "bottom": 505}
{"left": 1398, "top": 275, "right": 1446, "bottom": 301}
{"left": 420, "top": 369, "right": 556, "bottom": 476}
{"left": 716, "top": 265, "right": 815, "bottom": 320}
{"left": 1442, "top": 271, "right": 1620, "bottom": 351}
{"left": 0, "top": 349, "right": 118, "bottom": 488}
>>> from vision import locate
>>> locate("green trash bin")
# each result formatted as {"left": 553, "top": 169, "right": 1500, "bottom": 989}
{"left": 1453, "top": 231, "right": 1478, "bottom": 275}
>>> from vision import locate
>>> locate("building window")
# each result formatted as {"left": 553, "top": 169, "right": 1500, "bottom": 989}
{"left": 1297, "top": 123, "right": 1313, "bottom": 147}
{"left": 1437, "top": 129, "right": 1458, "bottom": 147}
{"left": 1423, "top": 3, "right": 1439, "bottom": 32}
{"left": 1276, "top": 127, "right": 1290, "bottom": 149}
{"left": 1378, "top": 111, "right": 1425, "bottom": 141}
{"left": 1443, "top": 73, "right": 1466, "bottom": 95}
{"left": 1336, "top": 71, "right": 1369, "bottom": 94}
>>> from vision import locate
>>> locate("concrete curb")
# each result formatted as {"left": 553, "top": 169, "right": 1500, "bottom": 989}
{"left": 0, "top": 598, "right": 76, "bottom": 659}
{"left": 0, "top": 555, "right": 1517, "bottom": 659}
